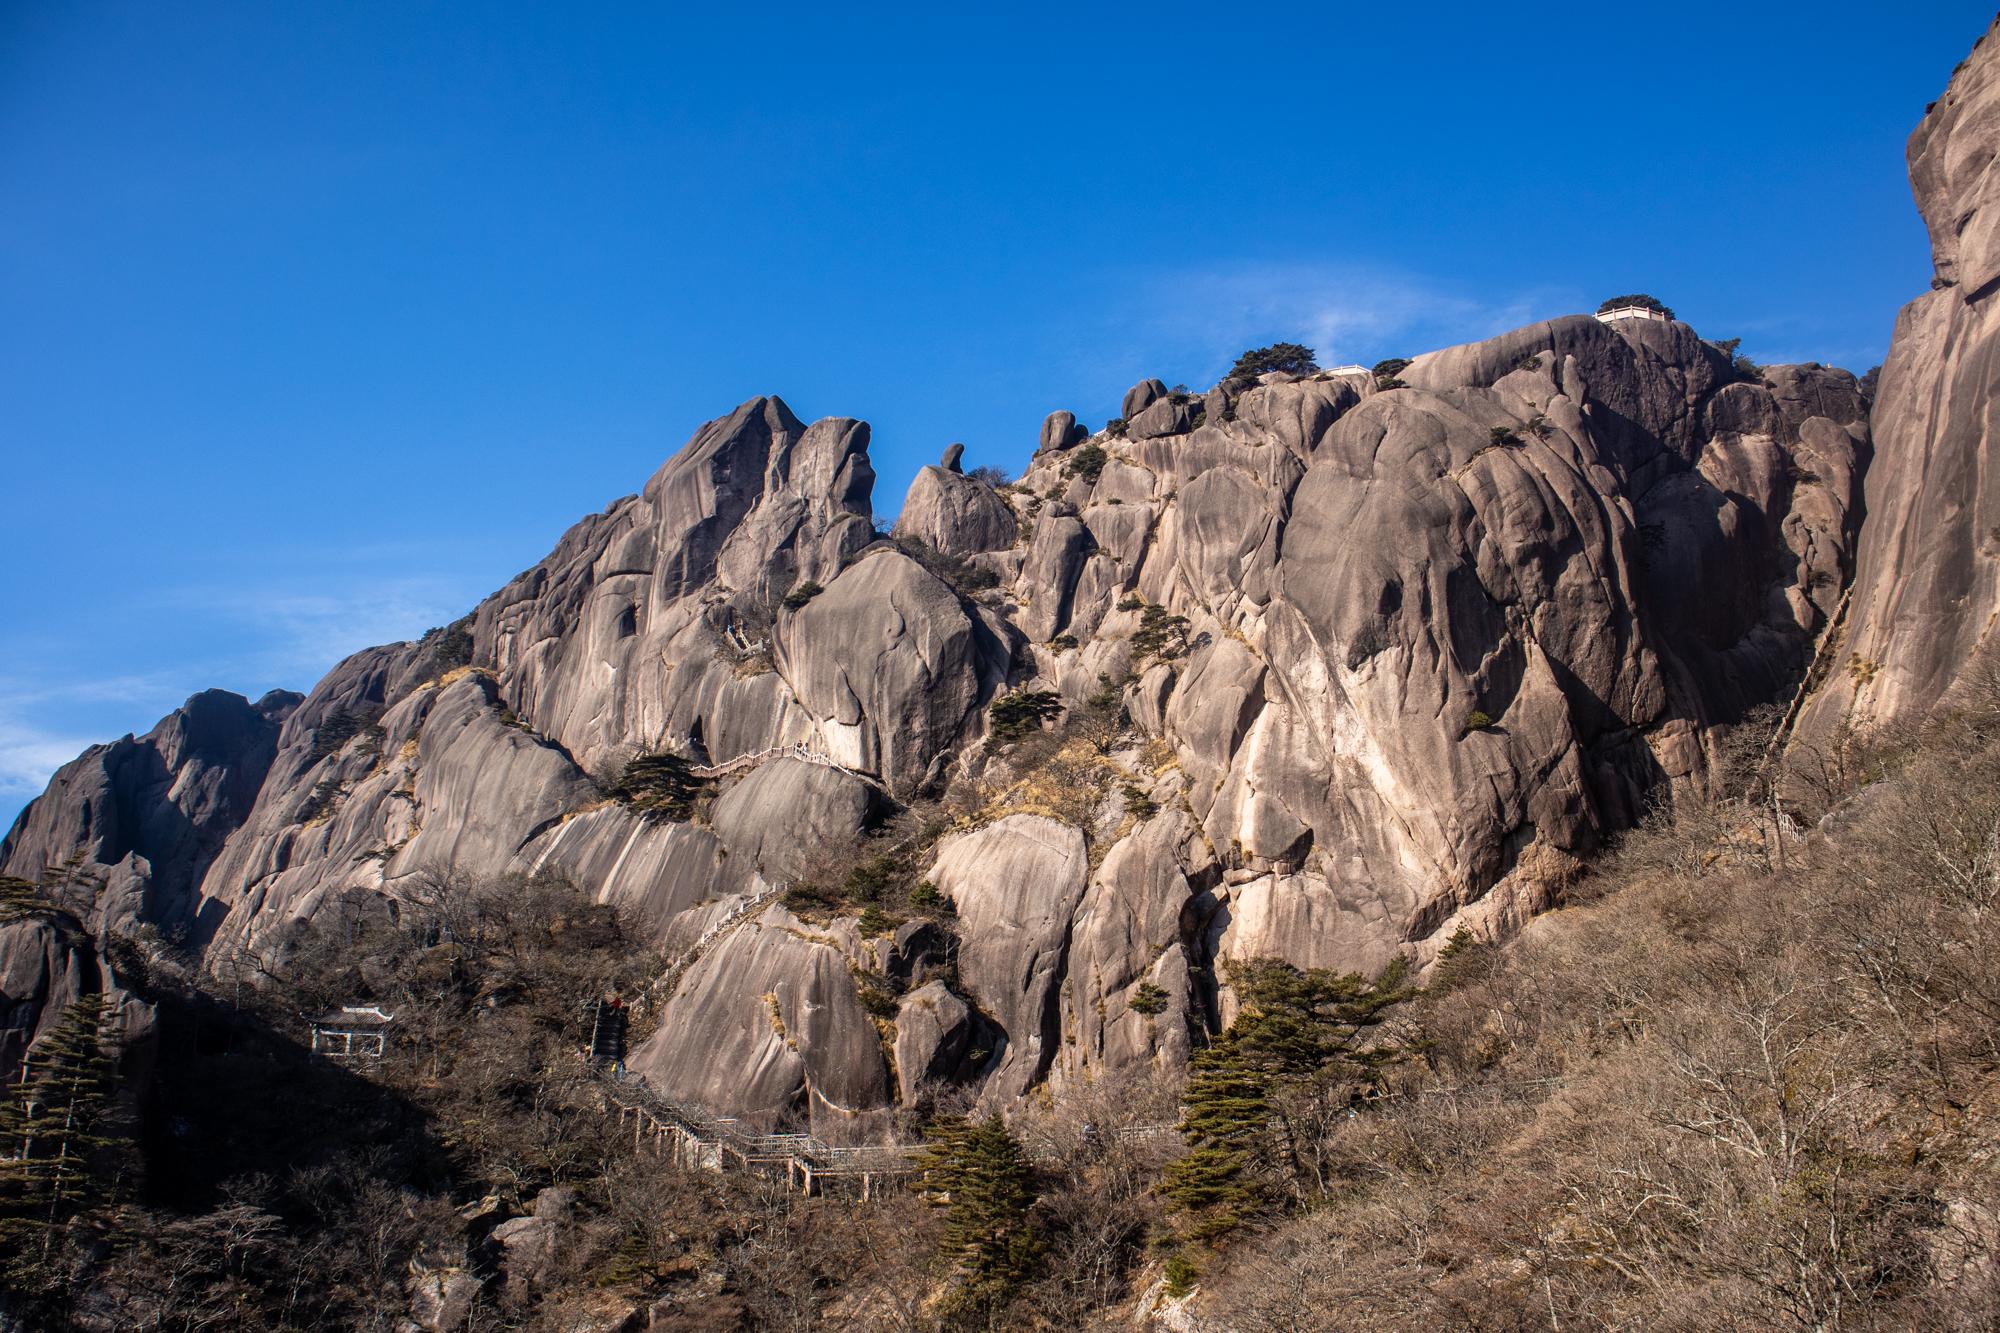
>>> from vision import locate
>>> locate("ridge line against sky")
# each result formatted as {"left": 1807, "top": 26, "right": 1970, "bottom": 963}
{"left": 3, "top": 1, "right": 1991, "bottom": 828}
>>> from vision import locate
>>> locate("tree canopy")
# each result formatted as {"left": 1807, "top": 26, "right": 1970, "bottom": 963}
{"left": 1163, "top": 957, "right": 1410, "bottom": 1241}
{"left": 0, "top": 993, "right": 126, "bottom": 1277}
{"left": 1228, "top": 342, "right": 1319, "bottom": 379}
{"left": 1597, "top": 293, "right": 1675, "bottom": 318}
{"left": 919, "top": 1114, "right": 1044, "bottom": 1316}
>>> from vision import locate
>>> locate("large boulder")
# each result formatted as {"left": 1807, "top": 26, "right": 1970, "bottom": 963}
{"left": 710, "top": 757, "right": 877, "bottom": 883}
{"left": 1122, "top": 378, "right": 1168, "bottom": 420}
{"left": 781, "top": 549, "right": 995, "bottom": 794}
{"left": 894, "top": 465, "right": 1018, "bottom": 556}
{"left": 893, "top": 980, "right": 980, "bottom": 1103}
{"left": 516, "top": 805, "right": 731, "bottom": 944}
{"left": 1127, "top": 395, "right": 1197, "bottom": 439}
{"left": 628, "top": 913, "right": 892, "bottom": 1141}
{"left": 1040, "top": 410, "right": 1085, "bottom": 452}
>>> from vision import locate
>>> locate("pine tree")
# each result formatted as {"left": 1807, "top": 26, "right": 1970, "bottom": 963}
{"left": 1162, "top": 1041, "right": 1271, "bottom": 1239}
{"left": 609, "top": 752, "right": 708, "bottom": 818}
{"left": 37, "top": 852, "right": 106, "bottom": 919}
{"left": 0, "top": 876, "right": 47, "bottom": 924}
{"left": 1228, "top": 342, "right": 1320, "bottom": 379}
{"left": 918, "top": 1114, "right": 1043, "bottom": 1319}
{"left": 0, "top": 992, "right": 126, "bottom": 1270}
{"left": 1162, "top": 958, "right": 1410, "bottom": 1241}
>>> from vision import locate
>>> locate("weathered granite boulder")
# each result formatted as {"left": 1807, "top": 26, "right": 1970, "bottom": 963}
{"left": 1055, "top": 810, "right": 1199, "bottom": 1087}
{"left": 892, "top": 980, "right": 980, "bottom": 1103}
{"left": 1127, "top": 395, "right": 1197, "bottom": 439}
{"left": 926, "top": 815, "right": 1089, "bottom": 1101}
{"left": 894, "top": 464, "right": 1018, "bottom": 556}
{"left": 883, "top": 919, "right": 950, "bottom": 987}
{"left": 1040, "top": 410, "right": 1085, "bottom": 452}
{"left": 780, "top": 549, "right": 997, "bottom": 794}
{"left": 491, "top": 1189, "right": 572, "bottom": 1292}
{"left": 516, "top": 805, "right": 730, "bottom": 944}
{"left": 474, "top": 396, "right": 879, "bottom": 786}
{"left": 408, "top": 1269, "right": 483, "bottom": 1332}
{"left": 1122, "top": 378, "right": 1168, "bottom": 420}
{"left": 629, "top": 911, "right": 892, "bottom": 1141}
{"left": 709, "top": 758, "right": 877, "bottom": 884}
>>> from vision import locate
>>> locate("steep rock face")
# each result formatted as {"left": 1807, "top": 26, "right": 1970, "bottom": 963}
{"left": 0, "top": 913, "right": 98, "bottom": 1076}
{"left": 0, "top": 909, "right": 158, "bottom": 1087}
{"left": 135, "top": 396, "right": 992, "bottom": 963}
{"left": 191, "top": 670, "right": 601, "bottom": 952}
{"left": 6, "top": 292, "right": 1882, "bottom": 1128}
{"left": 709, "top": 758, "right": 878, "bottom": 884}
{"left": 474, "top": 399, "right": 908, "bottom": 790}
{"left": 993, "top": 315, "right": 1865, "bottom": 1003}
{"left": 1795, "top": 19, "right": 2000, "bottom": 745}
{"left": 781, "top": 549, "right": 1000, "bottom": 793}
{"left": 1054, "top": 811, "right": 1200, "bottom": 1086}
{"left": 0, "top": 688, "right": 297, "bottom": 933}
{"left": 628, "top": 909, "right": 893, "bottom": 1142}
{"left": 518, "top": 805, "right": 730, "bottom": 943}
{"left": 927, "top": 815, "right": 1090, "bottom": 1103}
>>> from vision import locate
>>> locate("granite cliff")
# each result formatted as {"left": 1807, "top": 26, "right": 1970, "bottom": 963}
{"left": 74, "top": 28, "right": 2000, "bottom": 1137}
{"left": 3, "top": 293, "right": 1879, "bottom": 1139}
{"left": 1791, "top": 23, "right": 2000, "bottom": 752}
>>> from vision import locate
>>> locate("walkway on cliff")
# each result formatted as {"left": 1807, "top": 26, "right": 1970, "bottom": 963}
{"left": 599, "top": 1068, "right": 921, "bottom": 1198}
{"left": 687, "top": 741, "right": 885, "bottom": 792}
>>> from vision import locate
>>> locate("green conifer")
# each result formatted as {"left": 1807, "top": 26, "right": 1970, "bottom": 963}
{"left": 1162, "top": 958, "right": 1410, "bottom": 1241}
{"left": 0, "top": 992, "right": 126, "bottom": 1269}
{"left": 918, "top": 1113, "right": 1044, "bottom": 1318}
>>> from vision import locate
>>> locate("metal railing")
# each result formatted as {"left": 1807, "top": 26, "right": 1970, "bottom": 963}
{"left": 687, "top": 741, "right": 883, "bottom": 791}
{"left": 599, "top": 1067, "right": 923, "bottom": 1198}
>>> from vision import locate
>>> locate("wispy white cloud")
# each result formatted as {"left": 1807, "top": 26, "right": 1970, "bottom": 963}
{"left": 158, "top": 571, "right": 488, "bottom": 684}
{"left": 0, "top": 722, "right": 100, "bottom": 796}
{"left": 0, "top": 671, "right": 185, "bottom": 712}
{"left": 0, "top": 568, "right": 493, "bottom": 826}
{"left": 1090, "top": 260, "right": 1577, "bottom": 389}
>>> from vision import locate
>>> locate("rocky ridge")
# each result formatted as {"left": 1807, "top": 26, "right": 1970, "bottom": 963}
{"left": 7, "top": 254, "right": 1900, "bottom": 1143}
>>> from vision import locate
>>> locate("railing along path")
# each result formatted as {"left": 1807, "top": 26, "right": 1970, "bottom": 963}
{"left": 687, "top": 742, "right": 883, "bottom": 791}
{"left": 646, "top": 880, "right": 784, "bottom": 1003}
{"left": 599, "top": 1068, "right": 921, "bottom": 1200}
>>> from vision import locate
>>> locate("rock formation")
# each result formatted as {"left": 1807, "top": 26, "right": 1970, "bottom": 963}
{"left": 4, "top": 196, "right": 1906, "bottom": 1136}
{"left": 1793, "top": 23, "right": 2000, "bottom": 748}
{"left": 0, "top": 688, "right": 297, "bottom": 936}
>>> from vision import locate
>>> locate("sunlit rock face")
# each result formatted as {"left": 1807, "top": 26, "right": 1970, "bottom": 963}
{"left": 7, "top": 256, "right": 1892, "bottom": 1129}
{"left": 1794, "top": 20, "right": 2000, "bottom": 749}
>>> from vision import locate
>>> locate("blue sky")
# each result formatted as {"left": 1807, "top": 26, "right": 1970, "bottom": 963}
{"left": 2, "top": 2, "right": 1991, "bottom": 829}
